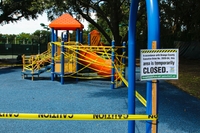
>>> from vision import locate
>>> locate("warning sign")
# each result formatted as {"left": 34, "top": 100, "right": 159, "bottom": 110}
{"left": 140, "top": 49, "right": 179, "bottom": 80}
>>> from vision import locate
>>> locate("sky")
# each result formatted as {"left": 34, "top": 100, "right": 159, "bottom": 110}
{"left": 0, "top": 13, "right": 89, "bottom": 35}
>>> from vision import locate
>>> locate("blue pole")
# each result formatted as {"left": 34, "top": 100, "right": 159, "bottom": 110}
{"left": 111, "top": 41, "right": 115, "bottom": 89}
{"left": 55, "top": 30, "right": 58, "bottom": 79}
{"left": 63, "top": 34, "right": 67, "bottom": 42}
{"left": 122, "top": 41, "right": 126, "bottom": 86}
{"left": 128, "top": 0, "right": 139, "bottom": 133}
{"left": 80, "top": 31, "right": 83, "bottom": 43}
{"left": 146, "top": 81, "right": 152, "bottom": 133}
{"left": 66, "top": 30, "right": 69, "bottom": 42}
{"left": 146, "top": 0, "right": 160, "bottom": 133}
{"left": 88, "top": 33, "right": 91, "bottom": 46}
{"left": 51, "top": 28, "right": 55, "bottom": 81}
{"left": 55, "top": 30, "right": 58, "bottom": 41}
{"left": 76, "top": 29, "right": 80, "bottom": 82}
{"left": 61, "top": 32, "right": 65, "bottom": 85}
{"left": 61, "top": 33, "right": 63, "bottom": 41}
{"left": 76, "top": 29, "right": 80, "bottom": 42}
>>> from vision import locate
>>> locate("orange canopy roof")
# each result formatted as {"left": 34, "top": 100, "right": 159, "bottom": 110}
{"left": 49, "top": 13, "right": 84, "bottom": 30}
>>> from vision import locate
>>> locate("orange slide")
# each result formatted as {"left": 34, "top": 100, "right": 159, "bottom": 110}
{"left": 79, "top": 51, "right": 113, "bottom": 77}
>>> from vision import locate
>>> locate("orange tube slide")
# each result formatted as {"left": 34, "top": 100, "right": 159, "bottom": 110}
{"left": 79, "top": 51, "right": 112, "bottom": 77}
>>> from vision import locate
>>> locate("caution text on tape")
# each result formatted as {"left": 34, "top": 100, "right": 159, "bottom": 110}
{"left": 0, "top": 113, "right": 158, "bottom": 120}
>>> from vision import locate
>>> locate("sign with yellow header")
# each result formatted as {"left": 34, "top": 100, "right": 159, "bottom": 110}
{"left": 140, "top": 49, "right": 179, "bottom": 80}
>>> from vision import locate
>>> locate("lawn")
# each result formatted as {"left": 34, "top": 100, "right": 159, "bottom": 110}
{"left": 167, "top": 58, "right": 200, "bottom": 99}
{"left": 136, "top": 58, "right": 200, "bottom": 99}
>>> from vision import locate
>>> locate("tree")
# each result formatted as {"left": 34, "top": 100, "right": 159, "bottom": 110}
{"left": 44, "top": 0, "right": 130, "bottom": 46}
{"left": 160, "top": 0, "right": 200, "bottom": 43}
{"left": 2, "top": 0, "right": 200, "bottom": 48}
{"left": 0, "top": 0, "right": 45, "bottom": 25}
{"left": 15, "top": 33, "right": 31, "bottom": 44}
{"left": 32, "top": 30, "right": 51, "bottom": 46}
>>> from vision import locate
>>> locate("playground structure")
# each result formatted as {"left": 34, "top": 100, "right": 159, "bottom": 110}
{"left": 21, "top": 47, "right": 51, "bottom": 80}
{"left": 21, "top": 13, "right": 127, "bottom": 89}
{"left": 20, "top": 0, "right": 161, "bottom": 132}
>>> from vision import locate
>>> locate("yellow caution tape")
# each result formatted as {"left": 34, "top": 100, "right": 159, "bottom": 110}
{"left": 0, "top": 113, "right": 157, "bottom": 120}
{"left": 114, "top": 65, "right": 147, "bottom": 107}
{"left": 135, "top": 91, "right": 147, "bottom": 107}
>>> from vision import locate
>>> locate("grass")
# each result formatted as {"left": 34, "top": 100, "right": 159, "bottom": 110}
{"left": 166, "top": 58, "right": 200, "bottom": 99}
{"left": 137, "top": 58, "right": 200, "bottom": 99}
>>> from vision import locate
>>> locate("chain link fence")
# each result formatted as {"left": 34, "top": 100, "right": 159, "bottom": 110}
{"left": 0, "top": 43, "right": 48, "bottom": 59}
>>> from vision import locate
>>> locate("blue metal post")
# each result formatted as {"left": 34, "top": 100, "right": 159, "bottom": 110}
{"left": 80, "top": 31, "right": 83, "bottom": 43}
{"left": 146, "top": 81, "right": 152, "bottom": 132}
{"left": 66, "top": 30, "right": 69, "bottom": 42}
{"left": 122, "top": 41, "right": 126, "bottom": 86}
{"left": 76, "top": 29, "right": 80, "bottom": 41}
{"left": 146, "top": 0, "right": 160, "bottom": 132}
{"left": 61, "top": 33, "right": 64, "bottom": 40}
{"left": 61, "top": 40, "right": 64, "bottom": 84}
{"left": 76, "top": 29, "right": 80, "bottom": 82}
{"left": 51, "top": 28, "right": 55, "bottom": 81}
{"left": 63, "top": 34, "right": 67, "bottom": 42}
{"left": 111, "top": 41, "right": 115, "bottom": 89}
{"left": 88, "top": 33, "right": 91, "bottom": 46}
{"left": 54, "top": 30, "right": 58, "bottom": 56}
{"left": 128, "top": 0, "right": 139, "bottom": 133}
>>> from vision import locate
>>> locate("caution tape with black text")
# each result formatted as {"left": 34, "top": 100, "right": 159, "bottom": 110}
{"left": 0, "top": 113, "right": 158, "bottom": 121}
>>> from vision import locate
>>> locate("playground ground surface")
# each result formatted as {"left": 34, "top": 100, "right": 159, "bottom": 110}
{"left": 0, "top": 66, "right": 200, "bottom": 133}
{"left": 1, "top": 55, "right": 200, "bottom": 99}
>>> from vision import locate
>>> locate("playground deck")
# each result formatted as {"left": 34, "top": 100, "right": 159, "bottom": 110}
{"left": 0, "top": 67, "right": 200, "bottom": 133}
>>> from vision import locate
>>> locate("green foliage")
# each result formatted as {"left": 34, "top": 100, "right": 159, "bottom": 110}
{"left": 0, "top": 0, "right": 46, "bottom": 25}
{"left": 1, "top": 0, "right": 200, "bottom": 48}
{"left": 32, "top": 30, "right": 51, "bottom": 45}
{"left": 44, "top": 0, "right": 130, "bottom": 45}
{"left": 160, "top": 0, "right": 200, "bottom": 43}
{"left": 0, "top": 30, "right": 51, "bottom": 45}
